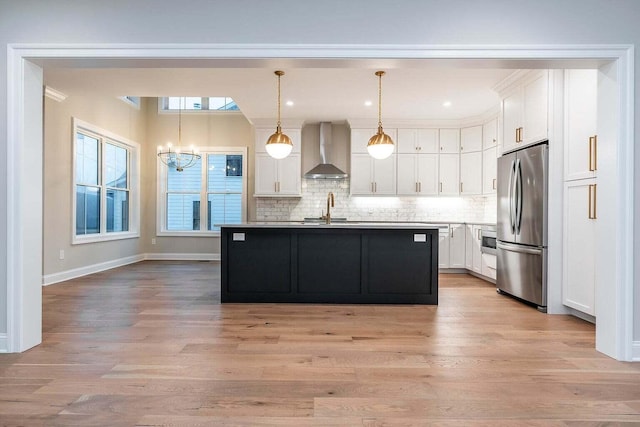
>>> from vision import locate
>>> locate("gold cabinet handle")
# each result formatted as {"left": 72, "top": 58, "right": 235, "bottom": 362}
{"left": 418, "top": 182, "right": 421, "bottom": 193}
{"left": 515, "top": 128, "right": 519, "bottom": 143}
{"left": 460, "top": 182, "right": 463, "bottom": 193}
{"left": 415, "top": 182, "right": 418, "bottom": 193}
{"left": 440, "top": 182, "right": 443, "bottom": 193}
{"left": 588, "top": 184, "right": 597, "bottom": 219}
{"left": 450, "top": 228, "right": 454, "bottom": 238}
{"left": 589, "top": 135, "right": 598, "bottom": 171}
{"left": 477, "top": 228, "right": 481, "bottom": 240}
{"left": 493, "top": 178, "right": 497, "bottom": 190}
{"left": 371, "top": 182, "right": 374, "bottom": 193}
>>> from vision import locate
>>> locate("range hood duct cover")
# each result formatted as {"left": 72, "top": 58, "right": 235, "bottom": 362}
{"left": 304, "top": 122, "right": 348, "bottom": 179}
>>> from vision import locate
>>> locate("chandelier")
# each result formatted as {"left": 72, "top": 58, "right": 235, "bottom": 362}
{"left": 157, "top": 98, "right": 201, "bottom": 171}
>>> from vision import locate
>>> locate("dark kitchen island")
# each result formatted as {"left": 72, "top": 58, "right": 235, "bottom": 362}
{"left": 220, "top": 223, "right": 439, "bottom": 304}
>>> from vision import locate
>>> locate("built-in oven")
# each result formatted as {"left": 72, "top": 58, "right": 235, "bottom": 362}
{"left": 481, "top": 226, "right": 497, "bottom": 255}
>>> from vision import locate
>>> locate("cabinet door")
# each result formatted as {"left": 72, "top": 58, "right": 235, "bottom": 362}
{"left": 449, "top": 224, "right": 466, "bottom": 268}
{"left": 350, "top": 153, "right": 374, "bottom": 195}
{"left": 417, "top": 129, "right": 439, "bottom": 153}
{"left": 277, "top": 153, "right": 301, "bottom": 195}
{"left": 482, "top": 146, "right": 497, "bottom": 195}
{"left": 438, "top": 230, "right": 450, "bottom": 269}
{"left": 397, "top": 154, "right": 418, "bottom": 195}
{"left": 372, "top": 155, "right": 396, "bottom": 195}
{"left": 565, "top": 69, "right": 598, "bottom": 181}
{"left": 439, "top": 129, "right": 460, "bottom": 153}
{"left": 460, "top": 151, "right": 482, "bottom": 195}
{"left": 472, "top": 225, "right": 482, "bottom": 273}
{"left": 254, "top": 153, "right": 278, "bottom": 195}
{"left": 460, "top": 125, "right": 483, "bottom": 152}
{"left": 483, "top": 118, "right": 498, "bottom": 149}
{"left": 464, "top": 224, "right": 474, "bottom": 270}
{"left": 439, "top": 153, "right": 460, "bottom": 195}
{"left": 397, "top": 129, "right": 418, "bottom": 154}
{"left": 563, "top": 179, "right": 596, "bottom": 315}
{"left": 351, "top": 129, "right": 376, "bottom": 153}
{"left": 481, "top": 253, "right": 497, "bottom": 280}
{"left": 502, "top": 87, "right": 522, "bottom": 153}
{"left": 522, "top": 70, "right": 548, "bottom": 144}
{"left": 417, "top": 154, "right": 439, "bottom": 195}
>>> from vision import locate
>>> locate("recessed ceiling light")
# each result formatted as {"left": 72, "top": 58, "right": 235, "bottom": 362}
{"left": 443, "top": 101, "right": 452, "bottom": 107}
{"left": 286, "top": 100, "right": 294, "bottom": 106}
{"left": 364, "top": 100, "right": 373, "bottom": 107}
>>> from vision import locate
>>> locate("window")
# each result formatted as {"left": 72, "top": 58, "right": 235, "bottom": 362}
{"left": 158, "top": 147, "right": 247, "bottom": 235}
{"left": 159, "top": 97, "right": 240, "bottom": 112}
{"left": 73, "top": 118, "right": 140, "bottom": 244}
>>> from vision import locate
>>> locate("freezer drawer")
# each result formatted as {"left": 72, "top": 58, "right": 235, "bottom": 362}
{"left": 497, "top": 241, "right": 547, "bottom": 309}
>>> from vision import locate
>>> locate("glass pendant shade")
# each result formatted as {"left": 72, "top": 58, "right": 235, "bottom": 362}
{"left": 265, "top": 126, "right": 293, "bottom": 159}
{"left": 367, "top": 70, "right": 394, "bottom": 160}
{"left": 266, "top": 70, "right": 293, "bottom": 159}
{"left": 367, "top": 126, "right": 395, "bottom": 159}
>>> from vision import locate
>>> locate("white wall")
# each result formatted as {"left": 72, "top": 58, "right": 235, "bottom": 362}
{"left": 0, "top": 0, "right": 638, "bottom": 341}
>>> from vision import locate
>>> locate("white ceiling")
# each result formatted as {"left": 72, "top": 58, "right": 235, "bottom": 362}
{"left": 44, "top": 63, "right": 515, "bottom": 122}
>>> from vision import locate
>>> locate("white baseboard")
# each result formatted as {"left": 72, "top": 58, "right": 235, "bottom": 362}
{"left": 633, "top": 341, "right": 640, "bottom": 362}
{"left": 42, "top": 254, "right": 145, "bottom": 286}
{"left": 0, "top": 333, "right": 7, "bottom": 353}
{"left": 144, "top": 253, "right": 220, "bottom": 261}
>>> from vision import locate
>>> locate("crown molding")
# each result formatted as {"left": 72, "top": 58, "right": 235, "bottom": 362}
{"left": 44, "top": 86, "right": 67, "bottom": 102}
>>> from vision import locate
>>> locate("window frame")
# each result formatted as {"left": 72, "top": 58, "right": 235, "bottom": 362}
{"left": 157, "top": 97, "right": 242, "bottom": 114}
{"left": 157, "top": 146, "right": 247, "bottom": 237}
{"left": 72, "top": 118, "right": 140, "bottom": 245}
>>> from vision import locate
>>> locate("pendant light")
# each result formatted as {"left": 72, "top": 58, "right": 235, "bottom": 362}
{"left": 265, "top": 70, "right": 293, "bottom": 159}
{"left": 367, "top": 70, "right": 395, "bottom": 160}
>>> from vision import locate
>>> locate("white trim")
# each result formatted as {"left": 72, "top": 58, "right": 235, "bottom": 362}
{"left": 4, "top": 43, "right": 635, "bottom": 360}
{"left": 0, "top": 334, "right": 7, "bottom": 353}
{"left": 42, "top": 254, "right": 145, "bottom": 286}
{"left": 156, "top": 146, "right": 248, "bottom": 236}
{"left": 118, "top": 96, "right": 140, "bottom": 109}
{"left": 44, "top": 86, "right": 67, "bottom": 102}
{"left": 144, "top": 253, "right": 220, "bottom": 261}
{"left": 633, "top": 341, "right": 640, "bottom": 362}
{"left": 72, "top": 118, "right": 141, "bottom": 245}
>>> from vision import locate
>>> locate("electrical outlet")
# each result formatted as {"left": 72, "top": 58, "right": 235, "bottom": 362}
{"left": 151, "top": 238, "right": 156, "bottom": 245}
{"left": 59, "top": 249, "right": 65, "bottom": 260}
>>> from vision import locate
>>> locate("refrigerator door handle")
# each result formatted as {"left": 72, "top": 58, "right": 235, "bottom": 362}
{"left": 497, "top": 241, "right": 542, "bottom": 255}
{"left": 508, "top": 159, "right": 516, "bottom": 234}
{"left": 515, "top": 158, "right": 523, "bottom": 234}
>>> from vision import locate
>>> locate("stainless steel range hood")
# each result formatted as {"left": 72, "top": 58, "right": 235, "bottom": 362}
{"left": 304, "top": 122, "right": 348, "bottom": 179}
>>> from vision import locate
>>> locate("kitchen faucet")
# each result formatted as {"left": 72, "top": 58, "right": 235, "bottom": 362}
{"left": 325, "top": 192, "right": 335, "bottom": 224}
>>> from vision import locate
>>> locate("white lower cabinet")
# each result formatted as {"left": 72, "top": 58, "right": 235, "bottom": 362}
{"left": 481, "top": 253, "right": 497, "bottom": 280}
{"left": 449, "top": 223, "right": 466, "bottom": 268}
{"left": 464, "top": 224, "right": 483, "bottom": 274}
{"left": 563, "top": 179, "right": 596, "bottom": 316}
{"left": 438, "top": 228, "right": 450, "bottom": 269}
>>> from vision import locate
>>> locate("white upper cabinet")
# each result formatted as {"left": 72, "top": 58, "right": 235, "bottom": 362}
{"left": 254, "top": 127, "right": 302, "bottom": 196}
{"left": 482, "top": 118, "right": 498, "bottom": 149}
{"left": 460, "top": 151, "right": 482, "bottom": 195}
{"left": 397, "top": 128, "right": 439, "bottom": 154}
{"left": 564, "top": 69, "right": 598, "bottom": 181}
{"left": 482, "top": 146, "right": 497, "bottom": 195}
{"left": 397, "top": 153, "right": 438, "bottom": 196}
{"left": 439, "top": 129, "right": 460, "bottom": 153}
{"left": 500, "top": 70, "right": 549, "bottom": 154}
{"left": 350, "top": 153, "right": 396, "bottom": 195}
{"left": 439, "top": 153, "right": 460, "bottom": 195}
{"left": 460, "top": 125, "right": 483, "bottom": 152}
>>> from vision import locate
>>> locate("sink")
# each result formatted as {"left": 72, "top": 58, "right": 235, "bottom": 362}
{"left": 303, "top": 217, "right": 348, "bottom": 224}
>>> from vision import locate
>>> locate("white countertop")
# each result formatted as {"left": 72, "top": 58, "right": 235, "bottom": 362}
{"left": 220, "top": 221, "right": 448, "bottom": 229}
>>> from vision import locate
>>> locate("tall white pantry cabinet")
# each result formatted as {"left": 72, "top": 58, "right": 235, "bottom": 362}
{"left": 562, "top": 69, "right": 598, "bottom": 317}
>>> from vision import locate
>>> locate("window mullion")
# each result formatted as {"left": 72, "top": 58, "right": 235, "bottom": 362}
{"left": 201, "top": 153, "right": 207, "bottom": 231}
{"left": 99, "top": 138, "right": 106, "bottom": 235}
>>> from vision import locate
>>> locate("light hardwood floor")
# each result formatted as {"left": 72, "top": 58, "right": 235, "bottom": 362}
{"left": 1, "top": 261, "right": 639, "bottom": 426}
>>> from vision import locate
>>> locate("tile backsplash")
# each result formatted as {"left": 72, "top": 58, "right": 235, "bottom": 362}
{"left": 256, "top": 179, "right": 497, "bottom": 224}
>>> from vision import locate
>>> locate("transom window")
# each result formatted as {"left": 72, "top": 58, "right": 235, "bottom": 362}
{"left": 158, "top": 147, "right": 247, "bottom": 235}
{"left": 159, "top": 97, "right": 240, "bottom": 112}
{"left": 73, "top": 119, "right": 140, "bottom": 244}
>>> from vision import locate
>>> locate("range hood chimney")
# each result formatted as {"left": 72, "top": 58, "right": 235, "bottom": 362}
{"left": 304, "top": 122, "right": 348, "bottom": 179}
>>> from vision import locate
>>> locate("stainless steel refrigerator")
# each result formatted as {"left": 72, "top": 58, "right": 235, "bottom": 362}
{"left": 496, "top": 142, "right": 548, "bottom": 311}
